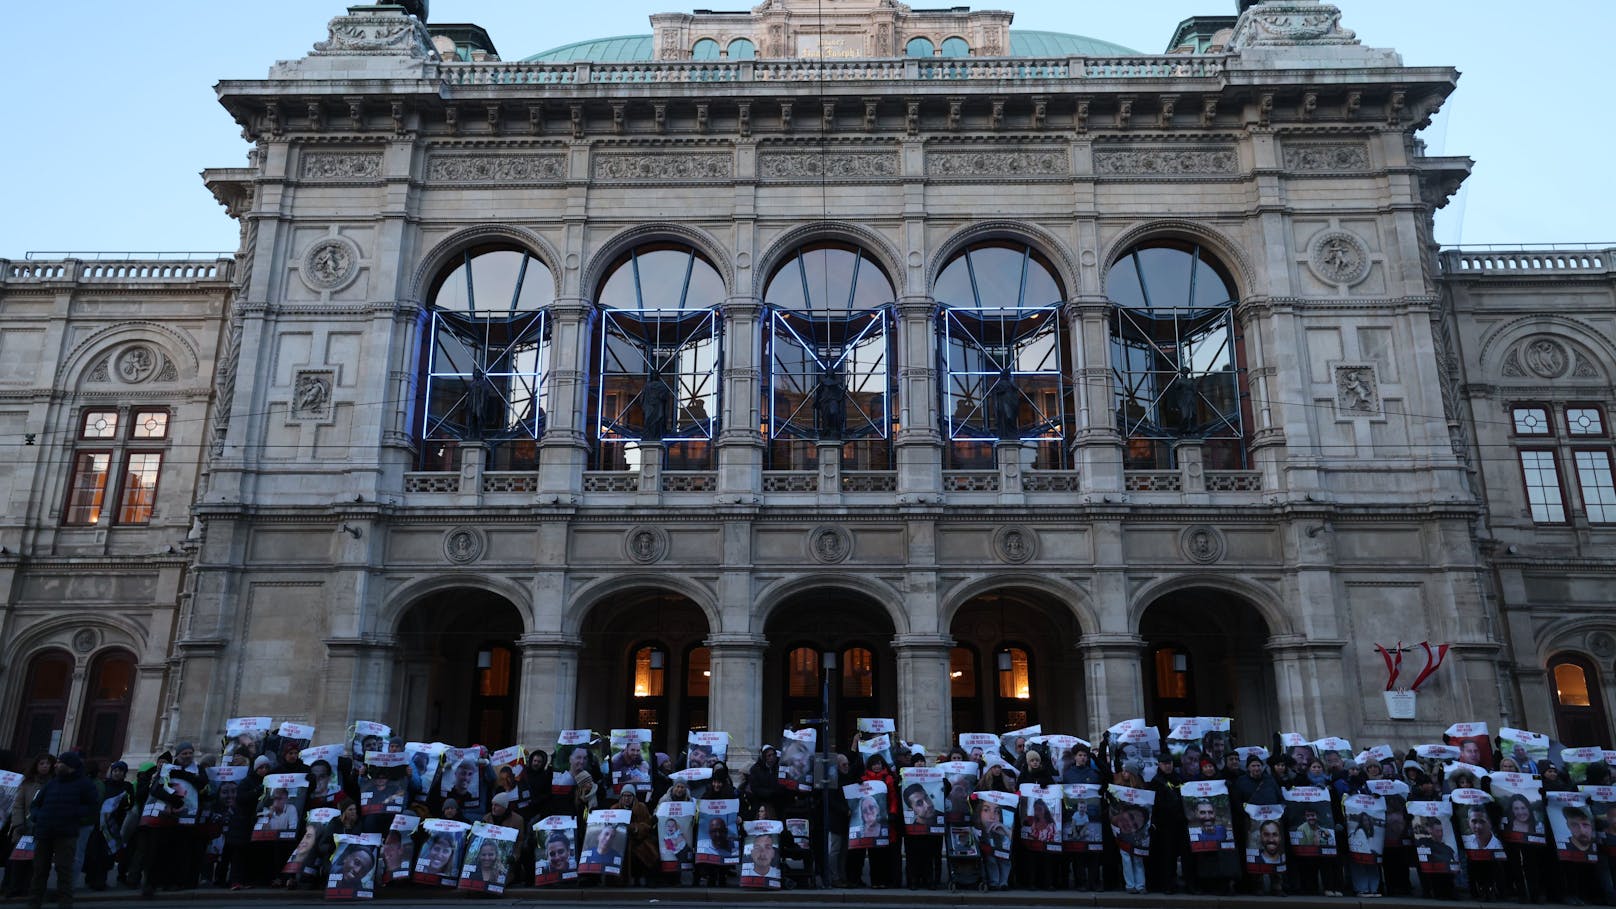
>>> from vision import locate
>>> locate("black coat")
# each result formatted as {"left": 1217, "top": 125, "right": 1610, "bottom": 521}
{"left": 225, "top": 773, "right": 264, "bottom": 846}
{"left": 31, "top": 770, "right": 99, "bottom": 838}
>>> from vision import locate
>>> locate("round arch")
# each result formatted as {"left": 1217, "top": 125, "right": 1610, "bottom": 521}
{"left": 407, "top": 224, "right": 563, "bottom": 306}
{"left": 927, "top": 221, "right": 1078, "bottom": 303}
{"left": 1100, "top": 220, "right": 1257, "bottom": 302}
{"left": 581, "top": 223, "right": 734, "bottom": 303}
{"left": 1476, "top": 315, "right": 1616, "bottom": 382}
{"left": 2, "top": 613, "right": 148, "bottom": 668}
{"left": 564, "top": 573, "right": 721, "bottom": 638}
{"left": 752, "top": 222, "right": 906, "bottom": 300}
{"left": 750, "top": 573, "right": 910, "bottom": 636}
{"left": 377, "top": 573, "right": 535, "bottom": 637}
{"left": 1127, "top": 573, "right": 1291, "bottom": 639}
{"left": 938, "top": 574, "right": 1099, "bottom": 639}
{"left": 57, "top": 320, "right": 203, "bottom": 389}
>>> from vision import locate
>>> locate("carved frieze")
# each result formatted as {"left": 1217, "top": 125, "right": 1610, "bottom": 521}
{"left": 1229, "top": 2, "right": 1359, "bottom": 47}
{"left": 313, "top": 11, "right": 437, "bottom": 58}
{"left": 592, "top": 152, "right": 732, "bottom": 182}
{"left": 1093, "top": 146, "right": 1238, "bottom": 177}
{"left": 1282, "top": 143, "right": 1370, "bottom": 172}
{"left": 928, "top": 149, "right": 1067, "bottom": 177}
{"left": 426, "top": 154, "right": 565, "bottom": 183}
{"left": 300, "top": 152, "right": 383, "bottom": 180}
{"left": 758, "top": 150, "right": 898, "bottom": 180}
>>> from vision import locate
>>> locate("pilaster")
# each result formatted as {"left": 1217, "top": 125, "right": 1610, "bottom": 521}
{"left": 517, "top": 633, "right": 584, "bottom": 746}
{"left": 893, "top": 634, "right": 953, "bottom": 750}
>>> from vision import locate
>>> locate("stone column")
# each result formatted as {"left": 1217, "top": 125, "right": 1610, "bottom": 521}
{"left": 636, "top": 441, "right": 664, "bottom": 503}
{"left": 1266, "top": 634, "right": 1347, "bottom": 735}
{"left": 718, "top": 297, "right": 765, "bottom": 503}
{"left": 1066, "top": 298, "right": 1124, "bottom": 492}
{"left": 893, "top": 295, "right": 943, "bottom": 503}
{"left": 893, "top": 634, "right": 954, "bottom": 751}
{"left": 538, "top": 297, "right": 593, "bottom": 500}
{"left": 517, "top": 633, "right": 583, "bottom": 746}
{"left": 1077, "top": 633, "right": 1146, "bottom": 733}
{"left": 706, "top": 634, "right": 767, "bottom": 768}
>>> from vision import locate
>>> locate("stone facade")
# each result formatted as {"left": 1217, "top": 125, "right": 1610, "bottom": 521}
{"left": 0, "top": 0, "right": 1609, "bottom": 766}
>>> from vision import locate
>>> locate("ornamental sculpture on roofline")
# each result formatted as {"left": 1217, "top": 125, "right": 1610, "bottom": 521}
{"left": 650, "top": 0, "right": 1010, "bottom": 61}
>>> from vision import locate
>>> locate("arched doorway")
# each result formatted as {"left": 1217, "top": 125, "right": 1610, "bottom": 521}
{"left": 949, "top": 590, "right": 1084, "bottom": 736}
{"left": 1549, "top": 653, "right": 1612, "bottom": 747}
{"left": 1139, "top": 588, "right": 1277, "bottom": 736}
{"left": 79, "top": 649, "right": 137, "bottom": 765}
{"left": 764, "top": 589, "right": 897, "bottom": 750}
{"left": 12, "top": 649, "right": 74, "bottom": 758}
{"left": 576, "top": 591, "right": 711, "bottom": 755}
{"left": 394, "top": 588, "right": 524, "bottom": 745}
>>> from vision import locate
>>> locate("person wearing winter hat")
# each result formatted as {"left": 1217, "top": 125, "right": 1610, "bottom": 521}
{"left": 84, "top": 759, "right": 135, "bottom": 891}
{"left": 26, "top": 750, "right": 98, "bottom": 909}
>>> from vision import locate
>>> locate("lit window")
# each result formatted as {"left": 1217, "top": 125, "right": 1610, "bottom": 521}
{"left": 65, "top": 453, "right": 111, "bottom": 525}
{"left": 81, "top": 411, "right": 118, "bottom": 439}
{"left": 1519, "top": 450, "right": 1566, "bottom": 522}
{"left": 996, "top": 648, "right": 1031, "bottom": 700}
{"left": 1575, "top": 450, "right": 1616, "bottom": 523}
{"left": 1513, "top": 406, "right": 1551, "bottom": 436}
{"left": 787, "top": 647, "right": 819, "bottom": 698}
{"left": 632, "top": 646, "right": 665, "bottom": 698}
{"left": 131, "top": 410, "right": 169, "bottom": 439}
{"left": 116, "top": 453, "right": 162, "bottom": 524}
{"left": 478, "top": 646, "right": 511, "bottom": 697}
{"left": 1568, "top": 407, "right": 1606, "bottom": 437}
{"left": 949, "top": 647, "right": 976, "bottom": 699}
{"left": 842, "top": 647, "right": 874, "bottom": 698}
{"left": 1555, "top": 661, "right": 1592, "bottom": 707}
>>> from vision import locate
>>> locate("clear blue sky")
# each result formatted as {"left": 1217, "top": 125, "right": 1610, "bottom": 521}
{"left": 0, "top": 1, "right": 1607, "bottom": 256}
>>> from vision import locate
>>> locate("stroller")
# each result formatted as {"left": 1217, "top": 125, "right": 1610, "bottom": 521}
{"left": 943, "top": 818, "right": 986, "bottom": 892}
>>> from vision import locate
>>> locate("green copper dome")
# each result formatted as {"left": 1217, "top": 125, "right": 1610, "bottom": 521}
{"left": 524, "top": 30, "right": 1138, "bottom": 63}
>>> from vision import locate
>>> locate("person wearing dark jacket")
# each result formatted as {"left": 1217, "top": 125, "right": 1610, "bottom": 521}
{"left": 1147, "top": 754, "right": 1185, "bottom": 895}
{"left": 225, "top": 758, "right": 268, "bottom": 890}
{"left": 745, "top": 746, "right": 784, "bottom": 820}
{"left": 27, "top": 751, "right": 99, "bottom": 909}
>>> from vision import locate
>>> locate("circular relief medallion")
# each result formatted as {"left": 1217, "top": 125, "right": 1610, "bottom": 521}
{"left": 72, "top": 628, "right": 99, "bottom": 654}
{"left": 807, "top": 525, "right": 852, "bottom": 564}
{"left": 442, "top": 526, "right": 485, "bottom": 564}
{"left": 1179, "top": 525, "right": 1226, "bottom": 564}
{"left": 993, "top": 526, "right": 1038, "bottom": 564}
{"left": 1523, "top": 337, "right": 1569, "bottom": 379}
{"left": 1307, "top": 230, "right": 1371, "bottom": 286}
{"left": 623, "top": 526, "right": 668, "bottom": 564}
{"left": 116, "top": 345, "right": 159, "bottom": 383}
{"left": 1591, "top": 632, "right": 1616, "bottom": 659}
{"left": 300, "top": 237, "right": 361, "bottom": 292}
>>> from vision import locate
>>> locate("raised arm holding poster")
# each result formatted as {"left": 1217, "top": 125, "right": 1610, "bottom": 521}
{"left": 1181, "top": 779, "right": 1234, "bottom": 853}
{"left": 440, "top": 746, "right": 484, "bottom": 812}
{"left": 971, "top": 790, "right": 1018, "bottom": 860}
{"left": 1106, "top": 785, "right": 1155, "bottom": 857}
{"left": 1244, "top": 804, "right": 1287, "bottom": 874}
{"left": 1444, "top": 722, "right": 1493, "bottom": 770}
{"left": 348, "top": 722, "right": 391, "bottom": 764}
{"left": 458, "top": 820, "right": 520, "bottom": 892}
{"left": 741, "top": 819, "right": 784, "bottom": 889}
{"left": 695, "top": 798, "right": 740, "bottom": 865}
{"left": 553, "top": 730, "right": 599, "bottom": 795}
{"left": 1279, "top": 733, "right": 1316, "bottom": 767}
{"left": 687, "top": 731, "right": 728, "bottom": 769}
{"left": 1312, "top": 736, "right": 1353, "bottom": 774}
{"left": 779, "top": 728, "right": 815, "bottom": 791}
{"left": 844, "top": 780, "right": 890, "bottom": 849}
{"left": 1000, "top": 724, "right": 1041, "bottom": 766}
{"left": 252, "top": 773, "right": 309, "bottom": 842}
{"left": 609, "top": 729, "right": 652, "bottom": 793}
{"left": 901, "top": 766, "right": 944, "bottom": 835}
{"left": 532, "top": 815, "right": 579, "bottom": 885}
{"left": 224, "top": 716, "right": 272, "bottom": 762}
{"left": 413, "top": 818, "right": 471, "bottom": 887}
{"left": 1500, "top": 727, "right": 1550, "bottom": 773}
{"left": 379, "top": 814, "right": 419, "bottom": 882}
{"left": 655, "top": 799, "right": 697, "bottom": 871}
{"left": 1019, "top": 783, "right": 1062, "bottom": 851}
{"left": 405, "top": 742, "right": 447, "bottom": 798}
{"left": 1167, "top": 717, "right": 1209, "bottom": 777}
{"left": 857, "top": 733, "right": 893, "bottom": 772}
{"left": 1061, "top": 783, "right": 1103, "bottom": 853}
{"left": 1581, "top": 785, "right": 1616, "bottom": 859}
{"left": 1108, "top": 720, "right": 1160, "bottom": 777}
{"left": 325, "top": 832, "right": 381, "bottom": 901}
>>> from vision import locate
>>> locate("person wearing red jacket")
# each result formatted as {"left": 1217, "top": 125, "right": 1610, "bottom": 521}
{"left": 860, "top": 754, "right": 900, "bottom": 888}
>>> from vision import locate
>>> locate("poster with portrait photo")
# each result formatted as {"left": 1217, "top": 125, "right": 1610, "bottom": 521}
{"left": 1443, "top": 760, "right": 1490, "bottom": 793}
{"left": 740, "top": 819, "right": 783, "bottom": 889}
{"left": 1311, "top": 736, "right": 1353, "bottom": 775}
{"left": 1356, "top": 744, "right": 1395, "bottom": 768}
{"left": 1343, "top": 793, "right": 1386, "bottom": 865}
{"left": 360, "top": 752, "right": 407, "bottom": 817}
{"left": 439, "top": 746, "right": 483, "bottom": 810}
{"left": 609, "top": 729, "right": 652, "bottom": 793}
{"left": 1491, "top": 771, "right": 1548, "bottom": 845}
{"left": 1061, "top": 783, "right": 1103, "bottom": 854}
{"left": 1019, "top": 783, "right": 1062, "bottom": 851}
{"left": 1278, "top": 732, "right": 1316, "bottom": 768}
{"left": 458, "top": 820, "right": 519, "bottom": 893}
{"left": 1181, "top": 780, "right": 1234, "bottom": 853}
{"left": 1367, "top": 779, "right": 1412, "bottom": 848}
{"left": 325, "top": 832, "right": 381, "bottom": 901}
{"left": 900, "top": 766, "right": 944, "bottom": 835}
{"left": 284, "top": 808, "right": 340, "bottom": 875}
{"left": 302, "top": 744, "right": 348, "bottom": 805}
{"left": 1000, "top": 723, "right": 1041, "bottom": 766}
{"left": 140, "top": 763, "right": 199, "bottom": 828}
{"left": 858, "top": 717, "right": 897, "bottom": 737}
{"left": 1236, "top": 745, "right": 1270, "bottom": 768}
{"left": 1547, "top": 789, "right": 1599, "bottom": 863}
{"left": 579, "top": 808, "right": 629, "bottom": 876}
{"left": 348, "top": 721, "right": 391, "bottom": 764}
{"left": 405, "top": 742, "right": 447, "bottom": 799}
{"left": 412, "top": 818, "right": 470, "bottom": 887}
{"left": 1283, "top": 786, "right": 1336, "bottom": 857}
{"left": 695, "top": 798, "right": 741, "bottom": 865}
{"left": 958, "top": 733, "right": 1000, "bottom": 766}
{"left": 0, "top": 770, "right": 21, "bottom": 823}
{"left": 279, "top": 722, "right": 316, "bottom": 750}
{"left": 687, "top": 731, "right": 728, "bottom": 770}
{"left": 1581, "top": 785, "right": 1616, "bottom": 858}
{"left": 938, "top": 760, "right": 979, "bottom": 824}
{"left": 97, "top": 790, "right": 127, "bottom": 855}
{"left": 971, "top": 790, "right": 1017, "bottom": 860}
{"left": 1441, "top": 722, "right": 1492, "bottom": 770}
{"left": 552, "top": 730, "right": 600, "bottom": 795}
{"left": 857, "top": 733, "right": 893, "bottom": 773}
{"left": 1500, "top": 727, "right": 1550, "bottom": 773}
{"left": 655, "top": 799, "right": 697, "bottom": 871}
{"left": 670, "top": 767, "right": 713, "bottom": 801}
{"left": 778, "top": 728, "right": 815, "bottom": 791}
{"left": 1030, "top": 734, "right": 1081, "bottom": 778}
{"left": 1414, "top": 743, "right": 1461, "bottom": 780}
{"left": 1452, "top": 788, "right": 1505, "bottom": 863}
{"left": 786, "top": 817, "right": 810, "bottom": 847}
{"left": 1167, "top": 717, "right": 1210, "bottom": 777}
{"left": 531, "top": 815, "right": 578, "bottom": 885}
{"left": 379, "top": 814, "right": 419, "bottom": 882}
{"left": 1108, "top": 719, "right": 1160, "bottom": 778}
{"left": 1200, "top": 718, "right": 1233, "bottom": 768}
{"left": 1410, "top": 800, "right": 1458, "bottom": 874}
{"left": 1106, "top": 784, "right": 1154, "bottom": 857}
{"left": 489, "top": 745, "right": 525, "bottom": 786}
{"left": 1244, "top": 804, "right": 1287, "bottom": 874}
{"left": 1562, "top": 747, "right": 1605, "bottom": 784}
{"left": 223, "top": 716, "right": 272, "bottom": 763}
{"left": 253, "top": 773, "right": 309, "bottom": 842}
{"left": 845, "top": 780, "right": 890, "bottom": 849}
{"left": 207, "top": 765, "right": 248, "bottom": 813}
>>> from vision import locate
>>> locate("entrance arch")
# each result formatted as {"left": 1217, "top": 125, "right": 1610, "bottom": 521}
{"left": 949, "top": 589, "right": 1085, "bottom": 736}
{"left": 79, "top": 649, "right": 137, "bottom": 765}
{"left": 1139, "top": 588, "right": 1278, "bottom": 736}
{"left": 763, "top": 588, "right": 897, "bottom": 750}
{"left": 394, "top": 588, "right": 525, "bottom": 745}
{"left": 11, "top": 649, "right": 73, "bottom": 758}
{"left": 576, "top": 590, "right": 711, "bottom": 755}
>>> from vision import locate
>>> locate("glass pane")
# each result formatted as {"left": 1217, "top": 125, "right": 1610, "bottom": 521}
{"left": 686, "top": 647, "right": 711, "bottom": 697}
{"left": 28, "top": 654, "right": 72, "bottom": 701}
{"left": 91, "top": 654, "right": 135, "bottom": 701}
{"left": 996, "top": 648, "right": 1030, "bottom": 700}
{"left": 131, "top": 410, "right": 169, "bottom": 439}
{"left": 949, "top": 647, "right": 976, "bottom": 699}
{"left": 1520, "top": 450, "right": 1566, "bottom": 522}
{"left": 691, "top": 38, "right": 720, "bottom": 60}
{"left": 842, "top": 647, "right": 874, "bottom": 698}
{"left": 633, "top": 646, "right": 665, "bottom": 698}
{"left": 117, "top": 453, "right": 162, "bottom": 524}
{"left": 1513, "top": 407, "right": 1551, "bottom": 435}
{"left": 87, "top": 711, "right": 121, "bottom": 760}
{"left": 81, "top": 411, "right": 118, "bottom": 439}
{"left": 787, "top": 647, "right": 820, "bottom": 698}
{"left": 1154, "top": 648, "right": 1189, "bottom": 699}
{"left": 1568, "top": 408, "right": 1605, "bottom": 436}
{"left": 66, "top": 452, "right": 111, "bottom": 525}
{"left": 478, "top": 646, "right": 512, "bottom": 697}
{"left": 905, "top": 37, "right": 934, "bottom": 57}
{"left": 727, "top": 38, "right": 755, "bottom": 60}
{"left": 1554, "top": 662, "right": 1592, "bottom": 707}
{"left": 1575, "top": 450, "right": 1616, "bottom": 523}
{"left": 940, "top": 37, "right": 970, "bottom": 57}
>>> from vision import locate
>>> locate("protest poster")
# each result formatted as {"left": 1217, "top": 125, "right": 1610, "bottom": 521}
{"left": 302, "top": 745, "right": 347, "bottom": 804}
{"left": 1019, "top": 783, "right": 1062, "bottom": 851}
{"left": 413, "top": 818, "right": 471, "bottom": 886}
{"left": 740, "top": 819, "right": 784, "bottom": 889}
{"left": 459, "top": 820, "right": 519, "bottom": 892}
{"left": 1107, "top": 785, "right": 1155, "bottom": 857}
{"left": 489, "top": 745, "right": 525, "bottom": 791}
{"left": 779, "top": 728, "right": 816, "bottom": 790}
{"left": 669, "top": 767, "right": 713, "bottom": 801}
{"left": 1030, "top": 734, "right": 1081, "bottom": 777}
{"left": 1367, "top": 779, "right": 1412, "bottom": 849}
{"left": 1452, "top": 788, "right": 1505, "bottom": 863}
{"left": 857, "top": 733, "right": 893, "bottom": 771}
{"left": 348, "top": 722, "right": 391, "bottom": 762}
{"left": 687, "top": 731, "right": 728, "bottom": 769}
{"left": 1500, "top": 727, "right": 1550, "bottom": 772}
{"left": 325, "top": 832, "right": 381, "bottom": 901}
{"left": 223, "top": 716, "right": 272, "bottom": 762}
{"left": 958, "top": 733, "right": 1000, "bottom": 765}
{"left": 359, "top": 752, "right": 407, "bottom": 816}
{"left": 1581, "top": 785, "right": 1616, "bottom": 859}
{"left": 207, "top": 765, "right": 248, "bottom": 812}
{"left": 1061, "top": 783, "right": 1103, "bottom": 854}
{"left": 405, "top": 742, "right": 447, "bottom": 797}
{"left": 439, "top": 746, "right": 483, "bottom": 811}
{"left": 971, "top": 790, "right": 1018, "bottom": 860}
{"left": 140, "top": 763, "right": 199, "bottom": 828}
{"left": 532, "top": 815, "right": 578, "bottom": 885}
{"left": 1343, "top": 793, "right": 1386, "bottom": 865}
{"left": 553, "top": 730, "right": 600, "bottom": 794}
{"left": 1284, "top": 786, "right": 1337, "bottom": 857}
{"left": 1108, "top": 720, "right": 1161, "bottom": 777}
{"left": 1244, "top": 804, "right": 1287, "bottom": 874}
{"left": 1312, "top": 736, "right": 1353, "bottom": 773}
{"left": 284, "top": 808, "right": 340, "bottom": 875}
{"left": 379, "top": 814, "right": 419, "bottom": 882}
{"left": 252, "top": 773, "right": 308, "bottom": 842}
{"left": 580, "top": 808, "right": 630, "bottom": 876}
{"left": 1181, "top": 779, "right": 1234, "bottom": 853}
{"left": 1562, "top": 747, "right": 1605, "bottom": 784}
{"left": 1409, "top": 800, "right": 1458, "bottom": 874}
{"left": 1279, "top": 733, "right": 1316, "bottom": 767}
{"left": 1167, "top": 717, "right": 1210, "bottom": 777}
{"left": 937, "top": 760, "right": 979, "bottom": 824}
{"left": 655, "top": 799, "right": 697, "bottom": 871}
{"left": 1001, "top": 724, "right": 1042, "bottom": 765}
{"left": 279, "top": 722, "right": 315, "bottom": 746}
{"left": 900, "top": 766, "right": 944, "bottom": 835}
{"left": 1547, "top": 789, "right": 1599, "bottom": 863}
{"left": 695, "top": 798, "right": 741, "bottom": 865}
{"left": 1444, "top": 722, "right": 1493, "bottom": 770}
{"left": 1491, "top": 772, "right": 1548, "bottom": 846}
{"left": 845, "top": 780, "right": 890, "bottom": 848}
{"left": 610, "top": 729, "right": 652, "bottom": 793}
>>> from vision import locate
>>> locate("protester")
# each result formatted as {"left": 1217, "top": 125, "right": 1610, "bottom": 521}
{"left": 25, "top": 751, "right": 98, "bottom": 909}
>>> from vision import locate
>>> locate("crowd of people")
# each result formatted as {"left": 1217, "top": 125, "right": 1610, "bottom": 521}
{"left": 3, "top": 717, "right": 1616, "bottom": 905}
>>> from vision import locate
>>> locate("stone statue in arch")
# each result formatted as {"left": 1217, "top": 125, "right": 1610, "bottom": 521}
{"left": 814, "top": 363, "right": 847, "bottom": 440}
{"left": 989, "top": 366, "right": 1021, "bottom": 439}
{"left": 640, "top": 367, "right": 674, "bottom": 441}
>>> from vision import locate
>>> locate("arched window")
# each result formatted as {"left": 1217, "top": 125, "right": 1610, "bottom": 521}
{"left": 591, "top": 245, "right": 724, "bottom": 470}
{"left": 628, "top": 643, "right": 669, "bottom": 738}
{"left": 1108, "top": 240, "right": 1248, "bottom": 470}
{"left": 12, "top": 649, "right": 74, "bottom": 760}
{"left": 1550, "top": 653, "right": 1611, "bottom": 747}
{"left": 419, "top": 246, "right": 554, "bottom": 471}
{"left": 905, "top": 37, "right": 935, "bottom": 58}
{"left": 691, "top": 38, "right": 720, "bottom": 60}
{"left": 727, "top": 38, "right": 756, "bottom": 60}
{"left": 81, "top": 649, "right": 136, "bottom": 765}
{"left": 936, "top": 241, "right": 1071, "bottom": 468}
{"left": 763, "top": 242, "right": 896, "bottom": 469}
{"left": 994, "top": 645, "right": 1035, "bottom": 732}
{"left": 940, "top": 36, "right": 971, "bottom": 57}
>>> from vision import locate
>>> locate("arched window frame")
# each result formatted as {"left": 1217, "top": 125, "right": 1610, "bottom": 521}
{"left": 992, "top": 642, "right": 1036, "bottom": 733}
{"left": 726, "top": 38, "right": 756, "bottom": 60}
{"left": 949, "top": 644, "right": 983, "bottom": 734}
{"left": 627, "top": 641, "right": 671, "bottom": 741}
{"left": 11, "top": 648, "right": 75, "bottom": 760}
{"left": 1549, "top": 652, "right": 1611, "bottom": 747}
{"left": 80, "top": 648, "right": 137, "bottom": 765}
{"left": 940, "top": 36, "right": 971, "bottom": 57}
{"left": 905, "top": 36, "right": 935, "bottom": 58}
{"left": 690, "top": 38, "right": 720, "bottom": 60}
{"left": 683, "top": 643, "right": 712, "bottom": 733}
